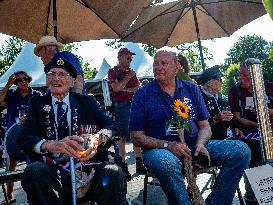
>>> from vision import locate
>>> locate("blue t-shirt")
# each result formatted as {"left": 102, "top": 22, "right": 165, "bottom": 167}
{"left": 4, "top": 87, "right": 42, "bottom": 129}
{"left": 129, "top": 78, "right": 210, "bottom": 146}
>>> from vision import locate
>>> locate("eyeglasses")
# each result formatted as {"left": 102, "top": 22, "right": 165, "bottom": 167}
{"left": 15, "top": 77, "right": 28, "bottom": 83}
{"left": 47, "top": 71, "right": 70, "bottom": 79}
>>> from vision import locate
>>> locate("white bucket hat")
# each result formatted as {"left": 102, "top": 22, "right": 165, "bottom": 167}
{"left": 34, "top": 36, "right": 63, "bottom": 56}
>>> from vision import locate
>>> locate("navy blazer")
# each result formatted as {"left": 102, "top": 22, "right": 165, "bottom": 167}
{"left": 19, "top": 92, "right": 116, "bottom": 162}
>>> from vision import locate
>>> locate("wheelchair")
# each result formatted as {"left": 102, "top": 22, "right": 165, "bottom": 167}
{"left": 1, "top": 122, "right": 25, "bottom": 205}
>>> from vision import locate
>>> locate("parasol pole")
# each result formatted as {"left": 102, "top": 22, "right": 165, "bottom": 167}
{"left": 53, "top": 0, "right": 58, "bottom": 39}
{"left": 52, "top": 1, "right": 76, "bottom": 204}
{"left": 192, "top": 3, "right": 205, "bottom": 71}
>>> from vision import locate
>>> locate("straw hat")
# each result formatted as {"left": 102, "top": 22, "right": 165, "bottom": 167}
{"left": 34, "top": 36, "right": 63, "bottom": 56}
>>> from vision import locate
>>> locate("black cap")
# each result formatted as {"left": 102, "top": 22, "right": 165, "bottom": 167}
{"left": 44, "top": 58, "right": 77, "bottom": 79}
{"left": 198, "top": 65, "right": 223, "bottom": 86}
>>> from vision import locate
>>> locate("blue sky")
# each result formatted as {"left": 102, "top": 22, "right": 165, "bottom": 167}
{"left": 0, "top": 14, "right": 272, "bottom": 69}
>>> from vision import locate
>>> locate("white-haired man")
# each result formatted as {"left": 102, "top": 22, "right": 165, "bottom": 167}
{"left": 130, "top": 48, "right": 251, "bottom": 205}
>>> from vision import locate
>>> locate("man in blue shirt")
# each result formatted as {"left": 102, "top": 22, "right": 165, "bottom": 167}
{"left": 129, "top": 48, "right": 251, "bottom": 205}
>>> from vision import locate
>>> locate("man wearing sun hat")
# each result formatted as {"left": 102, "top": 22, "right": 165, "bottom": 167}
{"left": 19, "top": 54, "right": 126, "bottom": 205}
{"left": 108, "top": 47, "right": 146, "bottom": 180}
{"left": 35, "top": 36, "right": 86, "bottom": 94}
{"left": 34, "top": 35, "right": 62, "bottom": 65}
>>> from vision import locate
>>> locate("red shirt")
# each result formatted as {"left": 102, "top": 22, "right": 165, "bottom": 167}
{"left": 228, "top": 81, "right": 273, "bottom": 125}
{"left": 108, "top": 66, "right": 139, "bottom": 102}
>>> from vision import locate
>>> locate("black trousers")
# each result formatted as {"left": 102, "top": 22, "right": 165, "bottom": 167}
{"left": 237, "top": 138, "right": 263, "bottom": 168}
{"left": 21, "top": 161, "right": 127, "bottom": 205}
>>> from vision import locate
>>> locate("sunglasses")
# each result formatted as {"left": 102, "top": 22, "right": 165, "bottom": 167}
{"left": 15, "top": 77, "right": 28, "bottom": 83}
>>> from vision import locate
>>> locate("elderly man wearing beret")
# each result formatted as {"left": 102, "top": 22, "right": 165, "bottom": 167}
{"left": 19, "top": 55, "right": 127, "bottom": 205}
{"left": 198, "top": 65, "right": 235, "bottom": 140}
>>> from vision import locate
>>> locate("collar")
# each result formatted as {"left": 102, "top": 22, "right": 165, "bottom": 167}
{"left": 52, "top": 93, "right": 70, "bottom": 105}
{"left": 15, "top": 86, "right": 32, "bottom": 94}
{"left": 201, "top": 87, "right": 219, "bottom": 99}
{"left": 152, "top": 77, "right": 183, "bottom": 93}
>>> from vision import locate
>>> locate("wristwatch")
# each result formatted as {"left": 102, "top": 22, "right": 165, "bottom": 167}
{"left": 163, "top": 142, "right": 169, "bottom": 149}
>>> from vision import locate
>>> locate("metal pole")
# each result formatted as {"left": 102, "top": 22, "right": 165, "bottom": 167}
{"left": 192, "top": 4, "right": 205, "bottom": 71}
{"left": 53, "top": 0, "right": 58, "bottom": 38}
{"left": 70, "top": 157, "right": 77, "bottom": 205}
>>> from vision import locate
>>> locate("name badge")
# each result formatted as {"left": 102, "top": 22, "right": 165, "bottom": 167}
{"left": 165, "top": 122, "right": 178, "bottom": 136}
{"left": 245, "top": 97, "right": 254, "bottom": 110}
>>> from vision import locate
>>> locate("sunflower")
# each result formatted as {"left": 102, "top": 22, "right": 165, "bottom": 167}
{"left": 174, "top": 99, "right": 189, "bottom": 119}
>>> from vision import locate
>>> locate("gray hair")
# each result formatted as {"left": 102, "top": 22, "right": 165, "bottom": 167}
{"left": 155, "top": 47, "right": 178, "bottom": 63}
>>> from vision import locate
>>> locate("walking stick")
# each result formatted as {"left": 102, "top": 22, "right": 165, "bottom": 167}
{"left": 70, "top": 157, "right": 77, "bottom": 205}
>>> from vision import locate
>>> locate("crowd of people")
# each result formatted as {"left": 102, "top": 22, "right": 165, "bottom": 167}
{"left": 0, "top": 35, "right": 270, "bottom": 205}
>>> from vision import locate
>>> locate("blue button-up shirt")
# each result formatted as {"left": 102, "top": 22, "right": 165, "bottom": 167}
{"left": 129, "top": 78, "right": 210, "bottom": 146}
{"left": 4, "top": 87, "right": 42, "bottom": 129}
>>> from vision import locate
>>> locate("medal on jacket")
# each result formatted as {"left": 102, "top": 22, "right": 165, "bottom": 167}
{"left": 73, "top": 108, "right": 79, "bottom": 135}
{"left": 43, "top": 105, "right": 54, "bottom": 138}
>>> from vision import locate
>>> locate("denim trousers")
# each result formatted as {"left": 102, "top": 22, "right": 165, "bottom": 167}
{"left": 142, "top": 140, "right": 251, "bottom": 205}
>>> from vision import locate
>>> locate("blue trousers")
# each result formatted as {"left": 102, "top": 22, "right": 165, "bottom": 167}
{"left": 142, "top": 140, "right": 251, "bottom": 205}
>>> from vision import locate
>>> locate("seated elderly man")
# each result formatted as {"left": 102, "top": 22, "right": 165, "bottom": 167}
{"left": 19, "top": 55, "right": 126, "bottom": 205}
{"left": 198, "top": 65, "right": 234, "bottom": 140}
{"left": 129, "top": 48, "right": 251, "bottom": 205}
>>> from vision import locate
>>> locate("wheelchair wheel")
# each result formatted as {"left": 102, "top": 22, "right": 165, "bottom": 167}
{"left": 5, "top": 123, "right": 26, "bottom": 162}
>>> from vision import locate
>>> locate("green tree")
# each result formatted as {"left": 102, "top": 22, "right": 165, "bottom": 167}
{"left": 0, "top": 37, "right": 25, "bottom": 75}
{"left": 262, "top": 43, "right": 273, "bottom": 81}
{"left": 225, "top": 35, "right": 269, "bottom": 66}
{"left": 176, "top": 42, "right": 213, "bottom": 72}
{"left": 222, "top": 63, "right": 240, "bottom": 95}
{"left": 62, "top": 43, "right": 97, "bottom": 80}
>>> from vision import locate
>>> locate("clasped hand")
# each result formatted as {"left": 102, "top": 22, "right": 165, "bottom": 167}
{"left": 215, "top": 111, "right": 233, "bottom": 122}
{"left": 167, "top": 142, "right": 211, "bottom": 168}
{"left": 43, "top": 134, "right": 101, "bottom": 161}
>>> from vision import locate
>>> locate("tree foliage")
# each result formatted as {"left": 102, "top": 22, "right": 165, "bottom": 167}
{"left": 224, "top": 34, "right": 269, "bottom": 66}
{"left": 0, "top": 38, "right": 97, "bottom": 80}
{"left": 262, "top": 43, "right": 273, "bottom": 81}
{"left": 176, "top": 42, "right": 213, "bottom": 72}
{"left": 222, "top": 35, "right": 273, "bottom": 95}
{"left": 63, "top": 43, "right": 97, "bottom": 80}
{"left": 0, "top": 37, "right": 25, "bottom": 75}
{"left": 221, "top": 63, "right": 240, "bottom": 96}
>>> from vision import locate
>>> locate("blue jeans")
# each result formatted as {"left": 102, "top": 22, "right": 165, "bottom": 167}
{"left": 142, "top": 140, "right": 251, "bottom": 205}
{"left": 114, "top": 102, "right": 131, "bottom": 138}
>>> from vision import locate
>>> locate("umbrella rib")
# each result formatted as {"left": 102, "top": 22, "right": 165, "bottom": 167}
{"left": 197, "top": 0, "right": 263, "bottom": 36}
{"left": 73, "top": 0, "right": 120, "bottom": 36}
{"left": 164, "top": 5, "right": 192, "bottom": 46}
{"left": 195, "top": 6, "right": 230, "bottom": 36}
{"left": 122, "top": 1, "right": 186, "bottom": 39}
{"left": 201, "top": 0, "right": 263, "bottom": 5}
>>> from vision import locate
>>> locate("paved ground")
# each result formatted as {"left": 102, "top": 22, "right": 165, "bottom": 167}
{"left": 0, "top": 143, "right": 246, "bottom": 205}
